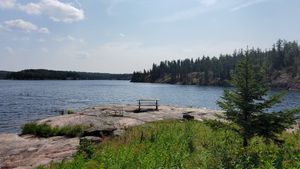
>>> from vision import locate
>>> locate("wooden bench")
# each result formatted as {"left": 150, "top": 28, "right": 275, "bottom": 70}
{"left": 137, "top": 99, "right": 160, "bottom": 111}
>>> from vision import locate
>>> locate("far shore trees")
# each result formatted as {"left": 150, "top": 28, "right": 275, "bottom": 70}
{"left": 217, "top": 51, "right": 299, "bottom": 147}
{"left": 131, "top": 39, "right": 300, "bottom": 89}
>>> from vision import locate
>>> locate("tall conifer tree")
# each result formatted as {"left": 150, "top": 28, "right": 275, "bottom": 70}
{"left": 217, "top": 51, "right": 299, "bottom": 147}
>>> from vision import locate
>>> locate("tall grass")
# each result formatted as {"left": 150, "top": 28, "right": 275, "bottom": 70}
{"left": 21, "top": 122, "right": 86, "bottom": 138}
{"left": 40, "top": 120, "right": 300, "bottom": 169}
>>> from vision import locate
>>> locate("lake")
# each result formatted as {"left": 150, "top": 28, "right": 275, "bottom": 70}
{"left": 0, "top": 80, "right": 300, "bottom": 133}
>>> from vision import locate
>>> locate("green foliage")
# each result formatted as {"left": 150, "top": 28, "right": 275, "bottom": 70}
{"left": 0, "top": 71, "right": 10, "bottom": 79}
{"left": 43, "top": 120, "right": 300, "bottom": 169}
{"left": 7, "top": 69, "right": 132, "bottom": 80}
{"left": 131, "top": 39, "right": 300, "bottom": 89}
{"left": 66, "top": 109, "right": 74, "bottom": 114}
{"left": 37, "top": 155, "right": 87, "bottom": 169}
{"left": 21, "top": 122, "right": 86, "bottom": 138}
{"left": 217, "top": 53, "right": 299, "bottom": 146}
{"left": 78, "top": 139, "right": 96, "bottom": 159}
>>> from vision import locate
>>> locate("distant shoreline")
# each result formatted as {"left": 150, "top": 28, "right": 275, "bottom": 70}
{"left": 0, "top": 69, "right": 132, "bottom": 80}
{"left": 0, "top": 79, "right": 131, "bottom": 81}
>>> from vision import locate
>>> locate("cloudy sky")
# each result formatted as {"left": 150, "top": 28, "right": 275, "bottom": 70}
{"left": 1, "top": 0, "right": 300, "bottom": 73}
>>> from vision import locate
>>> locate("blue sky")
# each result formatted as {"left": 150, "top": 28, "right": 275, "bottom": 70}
{"left": 1, "top": 0, "right": 300, "bottom": 73}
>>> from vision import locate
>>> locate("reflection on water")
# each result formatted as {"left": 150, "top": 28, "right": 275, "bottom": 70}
{"left": 0, "top": 80, "right": 299, "bottom": 133}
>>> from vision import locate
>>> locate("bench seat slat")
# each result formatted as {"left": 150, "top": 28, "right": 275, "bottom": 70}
{"left": 138, "top": 104, "right": 159, "bottom": 106}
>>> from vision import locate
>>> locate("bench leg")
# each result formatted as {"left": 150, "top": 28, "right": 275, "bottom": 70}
{"left": 138, "top": 101, "right": 141, "bottom": 112}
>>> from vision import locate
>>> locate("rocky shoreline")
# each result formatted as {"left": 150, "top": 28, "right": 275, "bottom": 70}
{"left": 0, "top": 104, "right": 222, "bottom": 169}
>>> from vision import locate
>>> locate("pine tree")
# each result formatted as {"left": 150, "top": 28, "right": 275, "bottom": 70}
{"left": 217, "top": 52, "right": 299, "bottom": 147}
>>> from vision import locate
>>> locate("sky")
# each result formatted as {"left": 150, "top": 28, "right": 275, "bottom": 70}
{"left": 0, "top": 0, "right": 300, "bottom": 73}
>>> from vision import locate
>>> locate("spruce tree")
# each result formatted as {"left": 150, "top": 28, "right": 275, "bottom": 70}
{"left": 217, "top": 51, "right": 299, "bottom": 147}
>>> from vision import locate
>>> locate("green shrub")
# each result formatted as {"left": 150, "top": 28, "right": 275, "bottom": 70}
{"left": 66, "top": 109, "right": 75, "bottom": 114}
{"left": 21, "top": 122, "right": 38, "bottom": 135}
{"left": 21, "top": 122, "right": 85, "bottom": 138}
{"left": 78, "top": 139, "right": 96, "bottom": 159}
{"left": 42, "top": 120, "right": 300, "bottom": 169}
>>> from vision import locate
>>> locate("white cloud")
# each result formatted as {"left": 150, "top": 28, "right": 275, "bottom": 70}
{"left": 231, "top": 0, "right": 268, "bottom": 12}
{"left": 1, "top": 19, "right": 49, "bottom": 34}
{"left": 3, "top": 19, "right": 38, "bottom": 32}
{"left": 0, "top": 0, "right": 16, "bottom": 9}
{"left": 1, "top": 0, "right": 84, "bottom": 23}
{"left": 42, "top": 0, "right": 84, "bottom": 22}
{"left": 18, "top": 2, "right": 42, "bottom": 15}
{"left": 19, "top": 0, "right": 84, "bottom": 23}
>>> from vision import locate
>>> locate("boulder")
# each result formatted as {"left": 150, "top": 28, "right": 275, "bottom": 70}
{"left": 183, "top": 112, "right": 195, "bottom": 120}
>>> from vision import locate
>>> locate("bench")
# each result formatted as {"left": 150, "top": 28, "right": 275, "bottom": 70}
{"left": 137, "top": 99, "right": 160, "bottom": 111}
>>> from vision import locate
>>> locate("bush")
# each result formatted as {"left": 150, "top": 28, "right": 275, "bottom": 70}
{"left": 21, "top": 122, "right": 85, "bottom": 138}
{"left": 78, "top": 139, "right": 96, "bottom": 159}
{"left": 42, "top": 120, "right": 300, "bottom": 169}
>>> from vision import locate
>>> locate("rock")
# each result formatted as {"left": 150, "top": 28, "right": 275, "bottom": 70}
{"left": 183, "top": 113, "right": 195, "bottom": 120}
{"left": 84, "top": 127, "right": 116, "bottom": 137}
{"left": 27, "top": 147, "right": 38, "bottom": 152}
{"left": 0, "top": 134, "right": 79, "bottom": 169}
{"left": 80, "top": 136, "right": 102, "bottom": 144}
{"left": 286, "top": 122, "right": 300, "bottom": 133}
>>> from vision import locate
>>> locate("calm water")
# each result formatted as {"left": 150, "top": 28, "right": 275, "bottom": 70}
{"left": 0, "top": 80, "right": 300, "bottom": 133}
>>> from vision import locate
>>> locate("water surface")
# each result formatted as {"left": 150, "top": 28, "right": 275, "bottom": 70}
{"left": 0, "top": 80, "right": 299, "bottom": 133}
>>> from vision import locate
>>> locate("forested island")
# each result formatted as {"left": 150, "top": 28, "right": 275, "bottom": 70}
{"left": 1, "top": 69, "right": 132, "bottom": 80}
{"left": 131, "top": 40, "right": 300, "bottom": 89}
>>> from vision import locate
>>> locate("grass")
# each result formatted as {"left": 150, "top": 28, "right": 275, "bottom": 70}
{"left": 21, "top": 122, "right": 86, "bottom": 138}
{"left": 39, "top": 120, "right": 300, "bottom": 169}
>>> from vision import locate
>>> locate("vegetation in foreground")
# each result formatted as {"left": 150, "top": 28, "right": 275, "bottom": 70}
{"left": 21, "top": 122, "right": 86, "bottom": 138}
{"left": 39, "top": 120, "right": 300, "bottom": 169}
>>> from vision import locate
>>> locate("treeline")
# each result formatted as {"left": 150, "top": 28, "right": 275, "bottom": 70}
{"left": 5, "top": 69, "right": 132, "bottom": 80}
{"left": 0, "top": 71, "right": 10, "bottom": 79}
{"left": 131, "top": 39, "right": 300, "bottom": 89}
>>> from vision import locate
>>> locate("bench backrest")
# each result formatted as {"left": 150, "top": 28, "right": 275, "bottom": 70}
{"left": 138, "top": 99, "right": 160, "bottom": 102}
